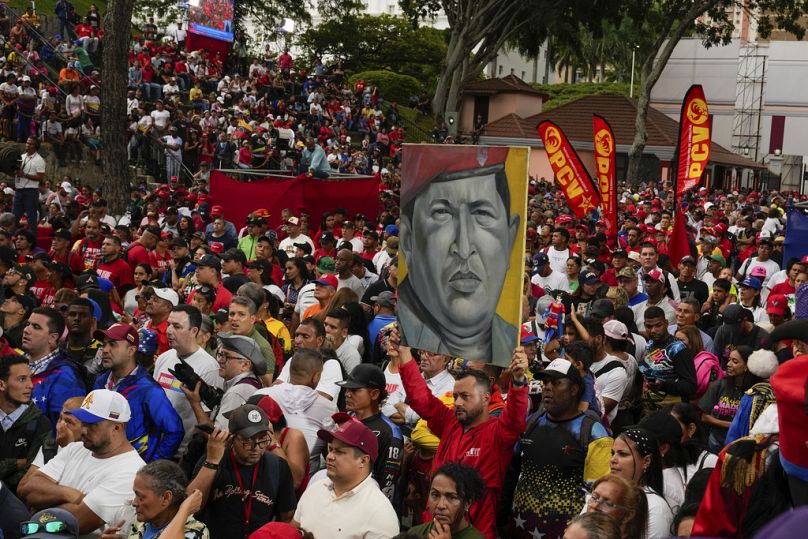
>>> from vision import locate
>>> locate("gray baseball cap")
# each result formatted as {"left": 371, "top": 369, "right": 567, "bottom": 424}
{"left": 217, "top": 332, "right": 267, "bottom": 376}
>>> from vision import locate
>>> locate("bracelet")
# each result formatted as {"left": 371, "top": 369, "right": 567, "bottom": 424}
{"left": 511, "top": 377, "right": 528, "bottom": 388}
{"left": 202, "top": 460, "right": 219, "bottom": 470}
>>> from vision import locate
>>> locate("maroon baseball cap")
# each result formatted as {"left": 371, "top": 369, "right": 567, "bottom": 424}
{"left": 318, "top": 412, "right": 378, "bottom": 462}
{"left": 94, "top": 323, "right": 139, "bottom": 347}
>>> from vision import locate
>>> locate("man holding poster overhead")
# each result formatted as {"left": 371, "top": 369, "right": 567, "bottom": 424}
{"left": 398, "top": 145, "right": 528, "bottom": 365}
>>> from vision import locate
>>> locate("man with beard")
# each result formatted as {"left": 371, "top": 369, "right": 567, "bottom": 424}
{"left": 338, "top": 363, "right": 403, "bottom": 503}
{"left": 510, "top": 358, "right": 612, "bottom": 539}
{"left": 17, "top": 389, "right": 145, "bottom": 534}
{"left": 396, "top": 332, "right": 529, "bottom": 539}
{"left": 69, "top": 217, "right": 104, "bottom": 272}
{"left": 188, "top": 405, "right": 297, "bottom": 538}
{"left": 0, "top": 354, "right": 51, "bottom": 494}
{"left": 95, "top": 235, "right": 135, "bottom": 296}
{"left": 92, "top": 323, "right": 183, "bottom": 461}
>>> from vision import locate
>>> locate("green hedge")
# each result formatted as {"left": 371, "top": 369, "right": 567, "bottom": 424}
{"left": 348, "top": 70, "right": 424, "bottom": 105}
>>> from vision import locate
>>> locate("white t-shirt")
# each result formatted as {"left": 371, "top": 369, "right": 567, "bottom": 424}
{"left": 150, "top": 108, "right": 171, "bottom": 130}
{"left": 39, "top": 442, "right": 145, "bottom": 532}
{"left": 738, "top": 257, "right": 780, "bottom": 287}
{"left": 531, "top": 269, "right": 570, "bottom": 293}
{"left": 153, "top": 347, "right": 223, "bottom": 454}
{"left": 336, "top": 339, "right": 361, "bottom": 373}
{"left": 590, "top": 354, "right": 629, "bottom": 423}
{"left": 380, "top": 366, "right": 405, "bottom": 419}
{"left": 544, "top": 246, "right": 570, "bottom": 274}
{"left": 645, "top": 487, "right": 674, "bottom": 539}
{"left": 279, "top": 233, "right": 315, "bottom": 257}
{"left": 277, "top": 357, "right": 344, "bottom": 401}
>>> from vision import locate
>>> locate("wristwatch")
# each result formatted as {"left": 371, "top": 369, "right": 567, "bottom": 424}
{"left": 202, "top": 460, "right": 219, "bottom": 470}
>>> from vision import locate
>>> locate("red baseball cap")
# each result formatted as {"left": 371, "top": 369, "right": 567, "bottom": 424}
{"left": 247, "top": 523, "right": 300, "bottom": 539}
{"left": 767, "top": 294, "right": 789, "bottom": 316}
{"left": 94, "top": 323, "right": 139, "bottom": 347}
{"left": 317, "top": 412, "right": 378, "bottom": 461}
{"left": 315, "top": 274, "right": 338, "bottom": 288}
{"left": 210, "top": 205, "right": 224, "bottom": 216}
{"left": 209, "top": 241, "right": 224, "bottom": 253}
{"left": 555, "top": 214, "right": 573, "bottom": 225}
{"left": 644, "top": 268, "right": 665, "bottom": 283}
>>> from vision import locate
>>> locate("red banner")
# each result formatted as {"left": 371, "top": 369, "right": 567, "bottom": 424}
{"left": 209, "top": 171, "right": 380, "bottom": 229}
{"left": 676, "top": 85, "right": 711, "bottom": 197}
{"left": 537, "top": 120, "right": 600, "bottom": 219}
{"left": 593, "top": 115, "right": 617, "bottom": 246}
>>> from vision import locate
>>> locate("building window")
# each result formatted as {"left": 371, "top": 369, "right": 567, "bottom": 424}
{"left": 521, "top": 71, "right": 526, "bottom": 79}
{"left": 498, "top": 65, "right": 503, "bottom": 75}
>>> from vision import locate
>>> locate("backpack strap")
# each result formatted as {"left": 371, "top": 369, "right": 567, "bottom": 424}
{"left": 579, "top": 413, "right": 598, "bottom": 450}
{"left": 236, "top": 374, "right": 262, "bottom": 389}
{"left": 592, "top": 361, "right": 625, "bottom": 378}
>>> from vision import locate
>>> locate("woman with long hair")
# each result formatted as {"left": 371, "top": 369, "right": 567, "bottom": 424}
{"left": 123, "top": 263, "right": 154, "bottom": 319}
{"left": 281, "top": 257, "right": 311, "bottom": 322}
{"left": 700, "top": 345, "right": 760, "bottom": 453}
{"left": 585, "top": 474, "right": 648, "bottom": 539}
{"left": 664, "top": 403, "right": 718, "bottom": 487}
{"left": 609, "top": 427, "right": 673, "bottom": 539}
{"left": 342, "top": 301, "right": 371, "bottom": 362}
{"left": 177, "top": 216, "right": 196, "bottom": 241}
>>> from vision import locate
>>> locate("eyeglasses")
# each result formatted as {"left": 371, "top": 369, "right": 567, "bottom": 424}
{"left": 588, "top": 493, "right": 625, "bottom": 511}
{"left": 236, "top": 436, "right": 271, "bottom": 450}
{"left": 216, "top": 350, "right": 245, "bottom": 363}
{"left": 20, "top": 521, "right": 69, "bottom": 535}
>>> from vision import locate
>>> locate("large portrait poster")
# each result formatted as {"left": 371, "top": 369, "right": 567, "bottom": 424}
{"left": 399, "top": 144, "right": 529, "bottom": 367}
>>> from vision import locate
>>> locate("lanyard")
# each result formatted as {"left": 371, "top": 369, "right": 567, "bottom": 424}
{"left": 230, "top": 450, "right": 259, "bottom": 537}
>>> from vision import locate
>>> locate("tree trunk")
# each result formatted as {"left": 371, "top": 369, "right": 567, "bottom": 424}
{"left": 101, "top": 0, "right": 135, "bottom": 216}
{"left": 432, "top": 28, "right": 466, "bottom": 119}
{"left": 445, "top": 58, "right": 465, "bottom": 117}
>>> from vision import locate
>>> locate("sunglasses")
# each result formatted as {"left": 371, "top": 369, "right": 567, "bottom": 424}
{"left": 20, "top": 521, "right": 69, "bottom": 535}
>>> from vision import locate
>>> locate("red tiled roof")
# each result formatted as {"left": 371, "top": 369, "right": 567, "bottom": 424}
{"left": 463, "top": 74, "right": 547, "bottom": 98}
{"left": 481, "top": 95, "right": 765, "bottom": 169}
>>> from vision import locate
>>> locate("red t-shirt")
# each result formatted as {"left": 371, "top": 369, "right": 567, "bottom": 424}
{"left": 97, "top": 257, "right": 135, "bottom": 293}
{"left": 188, "top": 282, "right": 232, "bottom": 313}
{"left": 770, "top": 281, "right": 795, "bottom": 296}
{"left": 30, "top": 278, "right": 54, "bottom": 306}
{"left": 71, "top": 237, "right": 104, "bottom": 272}
{"left": 148, "top": 249, "right": 172, "bottom": 275}
{"left": 148, "top": 318, "right": 170, "bottom": 356}
{"left": 126, "top": 242, "right": 151, "bottom": 272}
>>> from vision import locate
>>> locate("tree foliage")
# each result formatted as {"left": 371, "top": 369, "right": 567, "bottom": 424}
{"left": 399, "top": 0, "right": 622, "bottom": 119}
{"left": 296, "top": 14, "right": 447, "bottom": 88}
{"left": 348, "top": 70, "right": 425, "bottom": 103}
{"left": 539, "top": 1, "right": 808, "bottom": 182}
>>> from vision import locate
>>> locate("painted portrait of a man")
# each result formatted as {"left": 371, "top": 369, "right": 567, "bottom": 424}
{"left": 399, "top": 145, "right": 529, "bottom": 365}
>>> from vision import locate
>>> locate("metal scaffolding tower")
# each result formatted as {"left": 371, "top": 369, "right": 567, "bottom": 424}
{"left": 732, "top": 43, "right": 767, "bottom": 161}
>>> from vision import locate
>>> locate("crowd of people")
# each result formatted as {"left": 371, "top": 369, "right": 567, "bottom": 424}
{"left": 0, "top": 6, "right": 806, "bottom": 539}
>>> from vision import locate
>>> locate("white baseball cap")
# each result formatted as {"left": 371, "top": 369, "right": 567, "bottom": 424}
{"left": 604, "top": 320, "right": 634, "bottom": 343}
{"left": 153, "top": 287, "right": 179, "bottom": 306}
{"left": 68, "top": 389, "right": 131, "bottom": 424}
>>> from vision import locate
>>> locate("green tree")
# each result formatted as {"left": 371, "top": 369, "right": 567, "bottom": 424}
{"left": 612, "top": 0, "right": 808, "bottom": 182}
{"left": 399, "top": 0, "right": 621, "bottom": 119}
{"left": 296, "top": 14, "right": 447, "bottom": 87}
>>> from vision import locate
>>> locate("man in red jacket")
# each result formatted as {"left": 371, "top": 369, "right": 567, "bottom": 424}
{"left": 394, "top": 330, "right": 528, "bottom": 539}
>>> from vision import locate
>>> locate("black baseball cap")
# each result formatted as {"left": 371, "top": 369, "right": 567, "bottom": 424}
{"left": 76, "top": 272, "right": 99, "bottom": 291}
{"left": 53, "top": 228, "right": 72, "bottom": 241}
{"left": 221, "top": 248, "right": 247, "bottom": 263}
{"left": 196, "top": 254, "right": 222, "bottom": 271}
{"left": 171, "top": 237, "right": 188, "bottom": 249}
{"left": 337, "top": 364, "right": 386, "bottom": 390}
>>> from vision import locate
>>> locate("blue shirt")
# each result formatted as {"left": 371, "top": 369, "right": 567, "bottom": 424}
{"left": 0, "top": 403, "right": 28, "bottom": 431}
{"left": 302, "top": 144, "right": 330, "bottom": 175}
